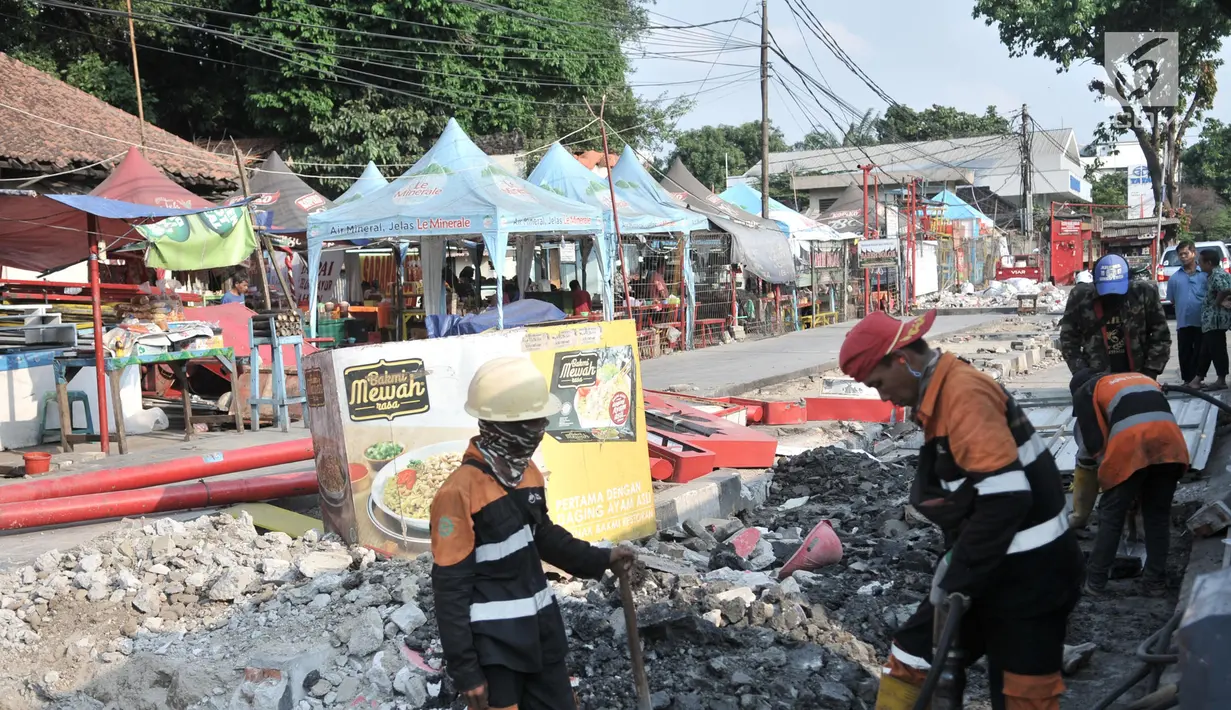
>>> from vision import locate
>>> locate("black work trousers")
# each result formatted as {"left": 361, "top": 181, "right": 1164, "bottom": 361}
{"left": 1087, "top": 464, "right": 1182, "bottom": 588}
{"left": 893, "top": 595, "right": 1076, "bottom": 710}
{"left": 1177, "top": 326, "right": 1203, "bottom": 383}
{"left": 1196, "top": 329, "right": 1229, "bottom": 380}
{"left": 483, "top": 661, "right": 576, "bottom": 710}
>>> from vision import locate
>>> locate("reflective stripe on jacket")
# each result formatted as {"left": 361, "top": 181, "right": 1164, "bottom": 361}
{"left": 429, "top": 441, "right": 609, "bottom": 691}
{"left": 1073, "top": 372, "right": 1189, "bottom": 490}
{"left": 912, "top": 353, "right": 1083, "bottom": 613}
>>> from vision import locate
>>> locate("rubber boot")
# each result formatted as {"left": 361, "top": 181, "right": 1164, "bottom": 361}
{"left": 874, "top": 674, "right": 923, "bottom": 710}
{"left": 1068, "top": 463, "right": 1099, "bottom": 529}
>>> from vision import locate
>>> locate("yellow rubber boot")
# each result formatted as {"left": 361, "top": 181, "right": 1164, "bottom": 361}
{"left": 875, "top": 674, "right": 924, "bottom": 710}
{"left": 1068, "top": 463, "right": 1099, "bottom": 529}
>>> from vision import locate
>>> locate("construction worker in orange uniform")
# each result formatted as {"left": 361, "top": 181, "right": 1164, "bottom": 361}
{"left": 1068, "top": 369, "right": 1189, "bottom": 597}
{"left": 839, "top": 310, "right": 1084, "bottom": 710}
{"left": 430, "top": 357, "right": 636, "bottom": 710}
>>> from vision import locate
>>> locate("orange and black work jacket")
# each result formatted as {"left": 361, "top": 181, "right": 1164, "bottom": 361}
{"left": 429, "top": 441, "right": 610, "bottom": 692}
{"left": 912, "top": 353, "right": 1083, "bottom": 612}
{"left": 1073, "top": 372, "right": 1189, "bottom": 490}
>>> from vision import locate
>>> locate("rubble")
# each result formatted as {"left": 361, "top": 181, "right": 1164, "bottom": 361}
{"left": 917, "top": 279, "right": 1068, "bottom": 313}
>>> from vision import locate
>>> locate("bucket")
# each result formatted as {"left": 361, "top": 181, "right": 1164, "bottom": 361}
{"left": 778, "top": 520, "right": 843, "bottom": 580}
{"left": 23, "top": 452, "right": 53, "bottom": 476}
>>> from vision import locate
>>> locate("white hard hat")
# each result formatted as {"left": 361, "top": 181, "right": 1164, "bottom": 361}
{"left": 464, "top": 356, "right": 561, "bottom": 422}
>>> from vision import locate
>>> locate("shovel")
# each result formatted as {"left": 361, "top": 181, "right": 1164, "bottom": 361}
{"left": 618, "top": 566, "right": 652, "bottom": 710}
{"left": 1114, "top": 503, "right": 1148, "bottom": 577}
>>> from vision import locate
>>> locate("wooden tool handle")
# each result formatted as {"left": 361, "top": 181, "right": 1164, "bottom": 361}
{"left": 618, "top": 567, "right": 652, "bottom": 710}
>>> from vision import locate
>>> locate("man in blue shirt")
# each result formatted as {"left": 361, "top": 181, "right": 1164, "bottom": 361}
{"left": 220, "top": 275, "right": 249, "bottom": 305}
{"left": 1166, "top": 240, "right": 1206, "bottom": 384}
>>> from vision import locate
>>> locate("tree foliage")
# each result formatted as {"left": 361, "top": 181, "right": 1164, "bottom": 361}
{"left": 1, "top": 0, "right": 687, "bottom": 190}
{"left": 1180, "top": 184, "right": 1231, "bottom": 237}
{"left": 667, "top": 121, "right": 788, "bottom": 191}
{"left": 1087, "top": 169, "right": 1127, "bottom": 208}
{"left": 876, "top": 104, "right": 1011, "bottom": 143}
{"left": 1182, "top": 118, "right": 1231, "bottom": 201}
{"left": 973, "top": 0, "right": 1230, "bottom": 214}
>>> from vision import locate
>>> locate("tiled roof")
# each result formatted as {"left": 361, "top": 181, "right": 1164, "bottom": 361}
{"left": 574, "top": 150, "right": 620, "bottom": 169}
{"left": 0, "top": 52, "right": 236, "bottom": 186}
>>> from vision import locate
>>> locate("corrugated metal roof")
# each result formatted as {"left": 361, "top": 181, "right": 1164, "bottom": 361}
{"left": 1016, "top": 389, "right": 1220, "bottom": 472}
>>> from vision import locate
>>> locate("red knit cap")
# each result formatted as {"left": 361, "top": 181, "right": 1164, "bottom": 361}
{"left": 838, "top": 310, "right": 937, "bottom": 382}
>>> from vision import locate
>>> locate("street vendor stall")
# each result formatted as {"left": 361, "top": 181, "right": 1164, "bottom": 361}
{"left": 305, "top": 118, "right": 602, "bottom": 337}
{"left": 225, "top": 151, "right": 332, "bottom": 234}
{"left": 0, "top": 191, "right": 255, "bottom": 453}
{"left": 659, "top": 160, "right": 794, "bottom": 339}
{"left": 717, "top": 183, "right": 847, "bottom": 326}
{"left": 527, "top": 142, "right": 705, "bottom": 333}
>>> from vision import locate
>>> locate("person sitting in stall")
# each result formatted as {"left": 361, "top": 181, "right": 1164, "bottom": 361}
{"left": 456, "top": 266, "right": 476, "bottom": 299}
{"left": 221, "top": 274, "right": 249, "bottom": 305}
{"left": 570, "top": 280, "right": 592, "bottom": 315}
{"left": 649, "top": 262, "right": 669, "bottom": 301}
{"left": 364, "top": 280, "right": 383, "bottom": 302}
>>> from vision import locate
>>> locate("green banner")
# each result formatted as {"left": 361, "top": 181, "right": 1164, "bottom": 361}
{"left": 138, "top": 207, "right": 256, "bottom": 270}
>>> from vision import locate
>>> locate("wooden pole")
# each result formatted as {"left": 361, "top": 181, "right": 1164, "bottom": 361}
{"left": 595, "top": 97, "right": 634, "bottom": 320}
{"left": 124, "top": 0, "right": 146, "bottom": 152}
{"left": 232, "top": 144, "right": 272, "bottom": 310}
{"left": 87, "top": 215, "right": 110, "bottom": 455}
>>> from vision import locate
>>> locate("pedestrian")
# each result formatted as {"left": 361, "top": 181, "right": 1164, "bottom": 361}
{"left": 1165, "top": 240, "right": 1206, "bottom": 385}
{"left": 569, "top": 279, "right": 591, "bottom": 315}
{"left": 220, "top": 273, "right": 249, "bottom": 304}
{"left": 431, "top": 357, "right": 636, "bottom": 710}
{"left": 838, "top": 310, "right": 1083, "bottom": 710}
{"left": 1188, "top": 248, "right": 1231, "bottom": 391}
{"left": 1059, "top": 253, "right": 1170, "bottom": 379}
{"left": 1069, "top": 369, "right": 1189, "bottom": 596}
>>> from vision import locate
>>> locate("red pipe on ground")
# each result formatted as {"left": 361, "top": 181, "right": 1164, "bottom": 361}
{"left": 0, "top": 438, "right": 314, "bottom": 505}
{"left": 0, "top": 470, "right": 319, "bottom": 530}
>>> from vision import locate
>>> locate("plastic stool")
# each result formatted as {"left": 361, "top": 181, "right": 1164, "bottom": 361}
{"left": 37, "top": 390, "right": 94, "bottom": 444}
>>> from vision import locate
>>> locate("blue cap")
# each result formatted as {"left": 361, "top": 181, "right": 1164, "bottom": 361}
{"left": 1094, "top": 254, "right": 1130, "bottom": 296}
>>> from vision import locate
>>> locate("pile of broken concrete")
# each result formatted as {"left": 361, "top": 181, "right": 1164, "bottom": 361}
{"left": 0, "top": 446, "right": 961, "bottom": 710}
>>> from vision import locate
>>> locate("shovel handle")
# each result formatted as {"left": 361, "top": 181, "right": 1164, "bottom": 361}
{"left": 618, "top": 567, "right": 653, "bottom": 710}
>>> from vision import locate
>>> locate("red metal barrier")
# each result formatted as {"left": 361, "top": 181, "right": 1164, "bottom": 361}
{"left": 0, "top": 438, "right": 314, "bottom": 504}
{"left": 0, "top": 470, "right": 319, "bottom": 530}
{"left": 803, "top": 397, "right": 905, "bottom": 423}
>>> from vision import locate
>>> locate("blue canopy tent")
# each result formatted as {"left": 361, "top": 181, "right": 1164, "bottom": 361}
{"left": 527, "top": 143, "right": 705, "bottom": 321}
{"left": 334, "top": 162, "right": 388, "bottom": 206}
{"left": 305, "top": 119, "right": 602, "bottom": 336}
{"left": 717, "top": 182, "right": 844, "bottom": 251}
{"left": 930, "top": 190, "right": 995, "bottom": 236}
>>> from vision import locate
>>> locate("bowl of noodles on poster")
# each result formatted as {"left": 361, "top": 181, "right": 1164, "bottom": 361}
{"left": 549, "top": 345, "right": 637, "bottom": 443}
{"left": 370, "top": 440, "right": 470, "bottom": 535}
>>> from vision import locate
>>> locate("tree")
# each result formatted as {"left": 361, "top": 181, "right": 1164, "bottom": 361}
{"left": 793, "top": 130, "right": 840, "bottom": 151}
{"left": 668, "top": 121, "right": 788, "bottom": 191}
{"left": 1182, "top": 118, "right": 1231, "bottom": 201}
{"left": 876, "top": 104, "right": 1011, "bottom": 143}
{"left": 1181, "top": 184, "right": 1231, "bottom": 237}
{"left": 972, "top": 1, "right": 1229, "bottom": 215}
{"left": 839, "top": 109, "right": 880, "bottom": 147}
{"left": 1087, "top": 169, "right": 1128, "bottom": 207}
{"left": 1, "top": 0, "right": 685, "bottom": 190}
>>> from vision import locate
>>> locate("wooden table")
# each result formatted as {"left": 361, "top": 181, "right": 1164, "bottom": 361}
{"left": 53, "top": 348, "right": 241, "bottom": 455}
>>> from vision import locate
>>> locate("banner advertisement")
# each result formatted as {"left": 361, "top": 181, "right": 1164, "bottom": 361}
{"left": 858, "top": 238, "right": 900, "bottom": 268}
{"left": 138, "top": 207, "right": 257, "bottom": 270}
{"left": 293, "top": 250, "right": 345, "bottom": 303}
{"left": 1127, "top": 165, "right": 1156, "bottom": 218}
{"left": 302, "top": 319, "right": 656, "bottom": 557}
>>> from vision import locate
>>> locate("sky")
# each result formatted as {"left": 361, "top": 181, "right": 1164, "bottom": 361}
{"left": 628, "top": 0, "right": 1231, "bottom": 151}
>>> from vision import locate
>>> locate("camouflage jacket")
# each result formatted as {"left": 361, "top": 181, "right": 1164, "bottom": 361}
{"left": 1059, "top": 280, "right": 1171, "bottom": 376}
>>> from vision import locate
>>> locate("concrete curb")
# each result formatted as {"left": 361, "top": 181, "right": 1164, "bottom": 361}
{"left": 654, "top": 469, "right": 773, "bottom": 530}
{"left": 698, "top": 319, "right": 1006, "bottom": 398}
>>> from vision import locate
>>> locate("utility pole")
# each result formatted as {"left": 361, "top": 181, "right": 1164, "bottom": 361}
{"left": 124, "top": 0, "right": 147, "bottom": 152}
{"left": 760, "top": 0, "right": 770, "bottom": 219}
{"left": 1020, "top": 104, "right": 1035, "bottom": 256}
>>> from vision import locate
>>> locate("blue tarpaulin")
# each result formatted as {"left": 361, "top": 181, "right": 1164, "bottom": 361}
{"left": 305, "top": 118, "right": 602, "bottom": 334}
{"left": 527, "top": 143, "right": 705, "bottom": 320}
{"left": 427, "top": 299, "right": 567, "bottom": 338}
{"left": 930, "top": 190, "right": 995, "bottom": 234}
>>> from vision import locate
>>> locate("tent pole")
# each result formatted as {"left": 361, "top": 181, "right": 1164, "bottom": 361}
{"left": 232, "top": 144, "right": 272, "bottom": 311}
{"left": 87, "top": 215, "right": 110, "bottom": 456}
{"left": 597, "top": 101, "right": 634, "bottom": 320}
{"left": 394, "top": 246, "right": 405, "bottom": 340}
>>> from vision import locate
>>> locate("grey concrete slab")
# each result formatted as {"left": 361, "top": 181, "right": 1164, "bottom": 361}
{"left": 640, "top": 313, "right": 1005, "bottom": 396}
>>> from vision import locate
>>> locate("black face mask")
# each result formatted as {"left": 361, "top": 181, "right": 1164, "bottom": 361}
{"left": 475, "top": 418, "right": 548, "bottom": 487}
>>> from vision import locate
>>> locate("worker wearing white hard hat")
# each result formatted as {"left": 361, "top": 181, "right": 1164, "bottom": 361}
{"left": 430, "top": 356, "right": 635, "bottom": 710}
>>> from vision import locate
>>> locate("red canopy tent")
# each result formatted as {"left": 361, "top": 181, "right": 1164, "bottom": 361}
{"left": 90, "top": 147, "right": 213, "bottom": 209}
